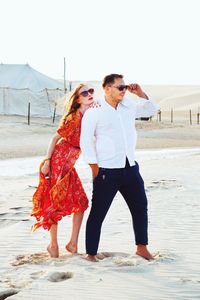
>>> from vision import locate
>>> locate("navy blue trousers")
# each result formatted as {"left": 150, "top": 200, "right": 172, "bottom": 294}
{"left": 86, "top": 160, "right": 148, "bottom": 255}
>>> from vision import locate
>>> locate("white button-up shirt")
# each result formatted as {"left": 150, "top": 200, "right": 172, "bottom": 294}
{"left": 80, "top": 97, "right": 157, "bottom": 168}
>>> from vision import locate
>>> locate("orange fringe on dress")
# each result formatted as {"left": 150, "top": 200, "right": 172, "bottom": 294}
{"left": 31, "top": 111, "right": 88, "bottom": 231}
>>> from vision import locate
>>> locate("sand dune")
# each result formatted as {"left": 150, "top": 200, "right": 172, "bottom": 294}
{"left": 158, "top": 90, "right": 200, "bottom": 111}
{"left": 142, "top": 85, "right": 200, "bottom": 102}
{"left": 136, "top": 85, "right": 200, "bottom": 111}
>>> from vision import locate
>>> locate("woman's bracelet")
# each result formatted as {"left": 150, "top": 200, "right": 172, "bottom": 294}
{"left": 44, "top": 157, "right": 51, "bottom": 162}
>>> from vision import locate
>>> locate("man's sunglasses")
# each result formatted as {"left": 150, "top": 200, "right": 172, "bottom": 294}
{"left": 79, "top": 88, "right": 94, "bottom": 97}
{"left": 112, "top": 85, "right": 128, "bottom": 91}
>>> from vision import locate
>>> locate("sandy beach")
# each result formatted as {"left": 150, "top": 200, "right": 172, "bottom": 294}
{"left": 1, "top": 0, "right": 200, "bottom": 296}
{"left": 0, "top": 114, "right": 200, "bottom": 299}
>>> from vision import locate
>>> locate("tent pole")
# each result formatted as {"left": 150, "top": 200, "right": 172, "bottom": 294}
{"left": 53, "top": 103, "right": 57, "bottom": 124}
{"left": 28, "top": 101, "right": 30, "bottom": 125}
{"left": 3, "top": 88, "right": 5, "bottom": 114}
{"left": 45, "top": 88, "right": 52, "bottom": 119}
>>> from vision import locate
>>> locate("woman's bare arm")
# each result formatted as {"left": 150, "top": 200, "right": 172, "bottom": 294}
{"left": 41, "top": 132, "right": 61, "bottom": 175}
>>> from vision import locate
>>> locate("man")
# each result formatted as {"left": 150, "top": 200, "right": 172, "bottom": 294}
{"left": 80, "top": 74, "right": 157, "bottom": 262}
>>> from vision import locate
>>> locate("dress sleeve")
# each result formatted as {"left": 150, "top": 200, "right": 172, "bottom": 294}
{"left": 57, "top": 116, "right": 75, "bottom": 139}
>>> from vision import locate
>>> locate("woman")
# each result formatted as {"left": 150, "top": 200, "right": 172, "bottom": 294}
{"left": 31, "top": 84, "right": 95, "bottom": 258}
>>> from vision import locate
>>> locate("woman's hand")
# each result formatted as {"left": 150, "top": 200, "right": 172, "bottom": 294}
{"left": 40, "top": 132, "right": 61, "bottom": 176}
{"left": 89, "top": 101, "right": 101, "bottom": 108}
{"left": 41, "top": 160, "right": 50, "bottom": 176}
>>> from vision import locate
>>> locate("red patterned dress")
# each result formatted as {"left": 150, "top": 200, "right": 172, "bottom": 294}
{"left": 31, "top": 111, "right": 88, "bottom": 231}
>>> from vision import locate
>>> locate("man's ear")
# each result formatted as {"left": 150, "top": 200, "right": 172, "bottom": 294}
{"left": 104, "top": 86, "right": 110, "bottom": 93}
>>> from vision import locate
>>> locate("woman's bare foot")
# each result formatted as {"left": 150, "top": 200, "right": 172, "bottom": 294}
{"left": 136, "top": 245, "right": 154, "bottom": 260}
{"left": 47, "top": 244, "right": 59, "bottom": 258}
{"left": 65, "top": 242, "right": 77, "bottom": 254}
{"left": 85, "top": 254, "right": 98, "bottom": 262}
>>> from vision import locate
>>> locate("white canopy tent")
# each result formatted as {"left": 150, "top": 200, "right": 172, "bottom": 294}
{"left": 0, "top": 64, "right": 64, "bottom": 117}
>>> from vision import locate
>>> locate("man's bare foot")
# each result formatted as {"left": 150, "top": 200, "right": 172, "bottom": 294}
{"left": 136, "top": 245, "right": 154, "bottom": 260}
{"left": 85, "top": 254, "right": 98, "bottom": 262}
{"left": 47, "top": 244, "right": 59, "bottom": 258}
{"left": 65, "top": 242, "right": 77, "bottom": 254}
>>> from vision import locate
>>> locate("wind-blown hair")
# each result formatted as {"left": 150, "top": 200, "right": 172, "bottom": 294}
{"left": 60, "top": 83, "right": 86, "bottom": 126}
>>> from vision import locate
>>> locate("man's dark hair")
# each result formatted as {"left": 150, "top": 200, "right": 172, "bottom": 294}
{"left": 102, "top": 74, "right": 123, "bottom": 88}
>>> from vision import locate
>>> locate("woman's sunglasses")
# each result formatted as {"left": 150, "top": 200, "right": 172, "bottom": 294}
{"left": 79, "top": 88, "right": 94, "bottom": 97}
{"left": 112, "top": 85, "right": 128, "bottom": 91}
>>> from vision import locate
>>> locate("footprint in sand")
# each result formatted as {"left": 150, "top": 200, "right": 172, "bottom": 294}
{"left": 47, "top": 271, "right": 73, "bottom": 282}
{"left": 26, "top": 185, "right": 37, "bottom": 190}
{"left": 113, "top": 257, "right": 139, "bottom": 267}
{"left": 96, "top": 252, "right": 139, "bottom": 266}
{"left": 12, "top": 253, "right": 49, "bottom": 266}
{"left": 96, "top": 252, "right": 170, "bottom": 267}
{"left": 0, "top": 211, "right": 30, "bottom": 223}
{"left": 153, "top": 250, "right": 177, "bottom": 262}
{"left": 180, "top": 277, "right": 200, "bottom": 284}
{"left": 0, "top": 213, "right": 7, "bottom": 216}
{"left": 0, "top": 288, "right": 19, "bottom": 300}
{"left": 0, "top": 219, "right": 20, "bottom": 228}
{"left": 112, "top": 231, "right": 121, "bottom": 235}
{"left": 147, "top": 179, "right": 182, "bottom": 190}
{"left": 10, "top": 206, "right": 30, "bottom": 214}
{"left": 97, "top": 252, "right": 129, "bottom": 259}
{"left": 30, "top": 271, "right": 46, "bottom": 280}
{"left": 10, "top": 207, "right": 24, "bottom": 211}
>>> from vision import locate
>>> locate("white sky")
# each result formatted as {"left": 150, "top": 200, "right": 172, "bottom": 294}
{"left": 0, "top": 0, "right": 200, "bottom": 84}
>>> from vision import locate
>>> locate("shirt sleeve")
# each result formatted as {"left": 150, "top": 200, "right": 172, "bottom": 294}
{"left": 80, "top": 108, "right": 98, "bottom": 164}
{"left": 135, "top": 97, "right": 158, "bottom": 119}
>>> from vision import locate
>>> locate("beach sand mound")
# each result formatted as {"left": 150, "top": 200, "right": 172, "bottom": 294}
{"left": 158, "top": 91, "right": 200, "bottom": 111}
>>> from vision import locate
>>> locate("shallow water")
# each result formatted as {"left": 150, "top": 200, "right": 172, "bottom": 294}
{"left": 0, "top": 150, "right": 200, "bottom": 299}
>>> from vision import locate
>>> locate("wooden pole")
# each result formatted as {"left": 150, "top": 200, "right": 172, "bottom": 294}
{"left": 158, "top": 109, "right": 161, "bottom": 122}
{"left": 28, "top": 102, "right": 30, "bottom": 125}
{"left": 45, "top": 88, "right": 52, "bottom": 119}
{"left": 53, "top": 103, "right": 57, "bottom": 124}
{"left": 64, "top": 57, "right": 66, "bottom": 94}
{"left": 69, "top": 81, "right": 72, "bottom": 91}
{"left": 189, "top": 109, "right": 192, "bottom": 125}
{"left": 3, "top": 88, "right": 6, "bottom": 114}
{"left": 171, "top": 108, "right": 173, "bottom": 123}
